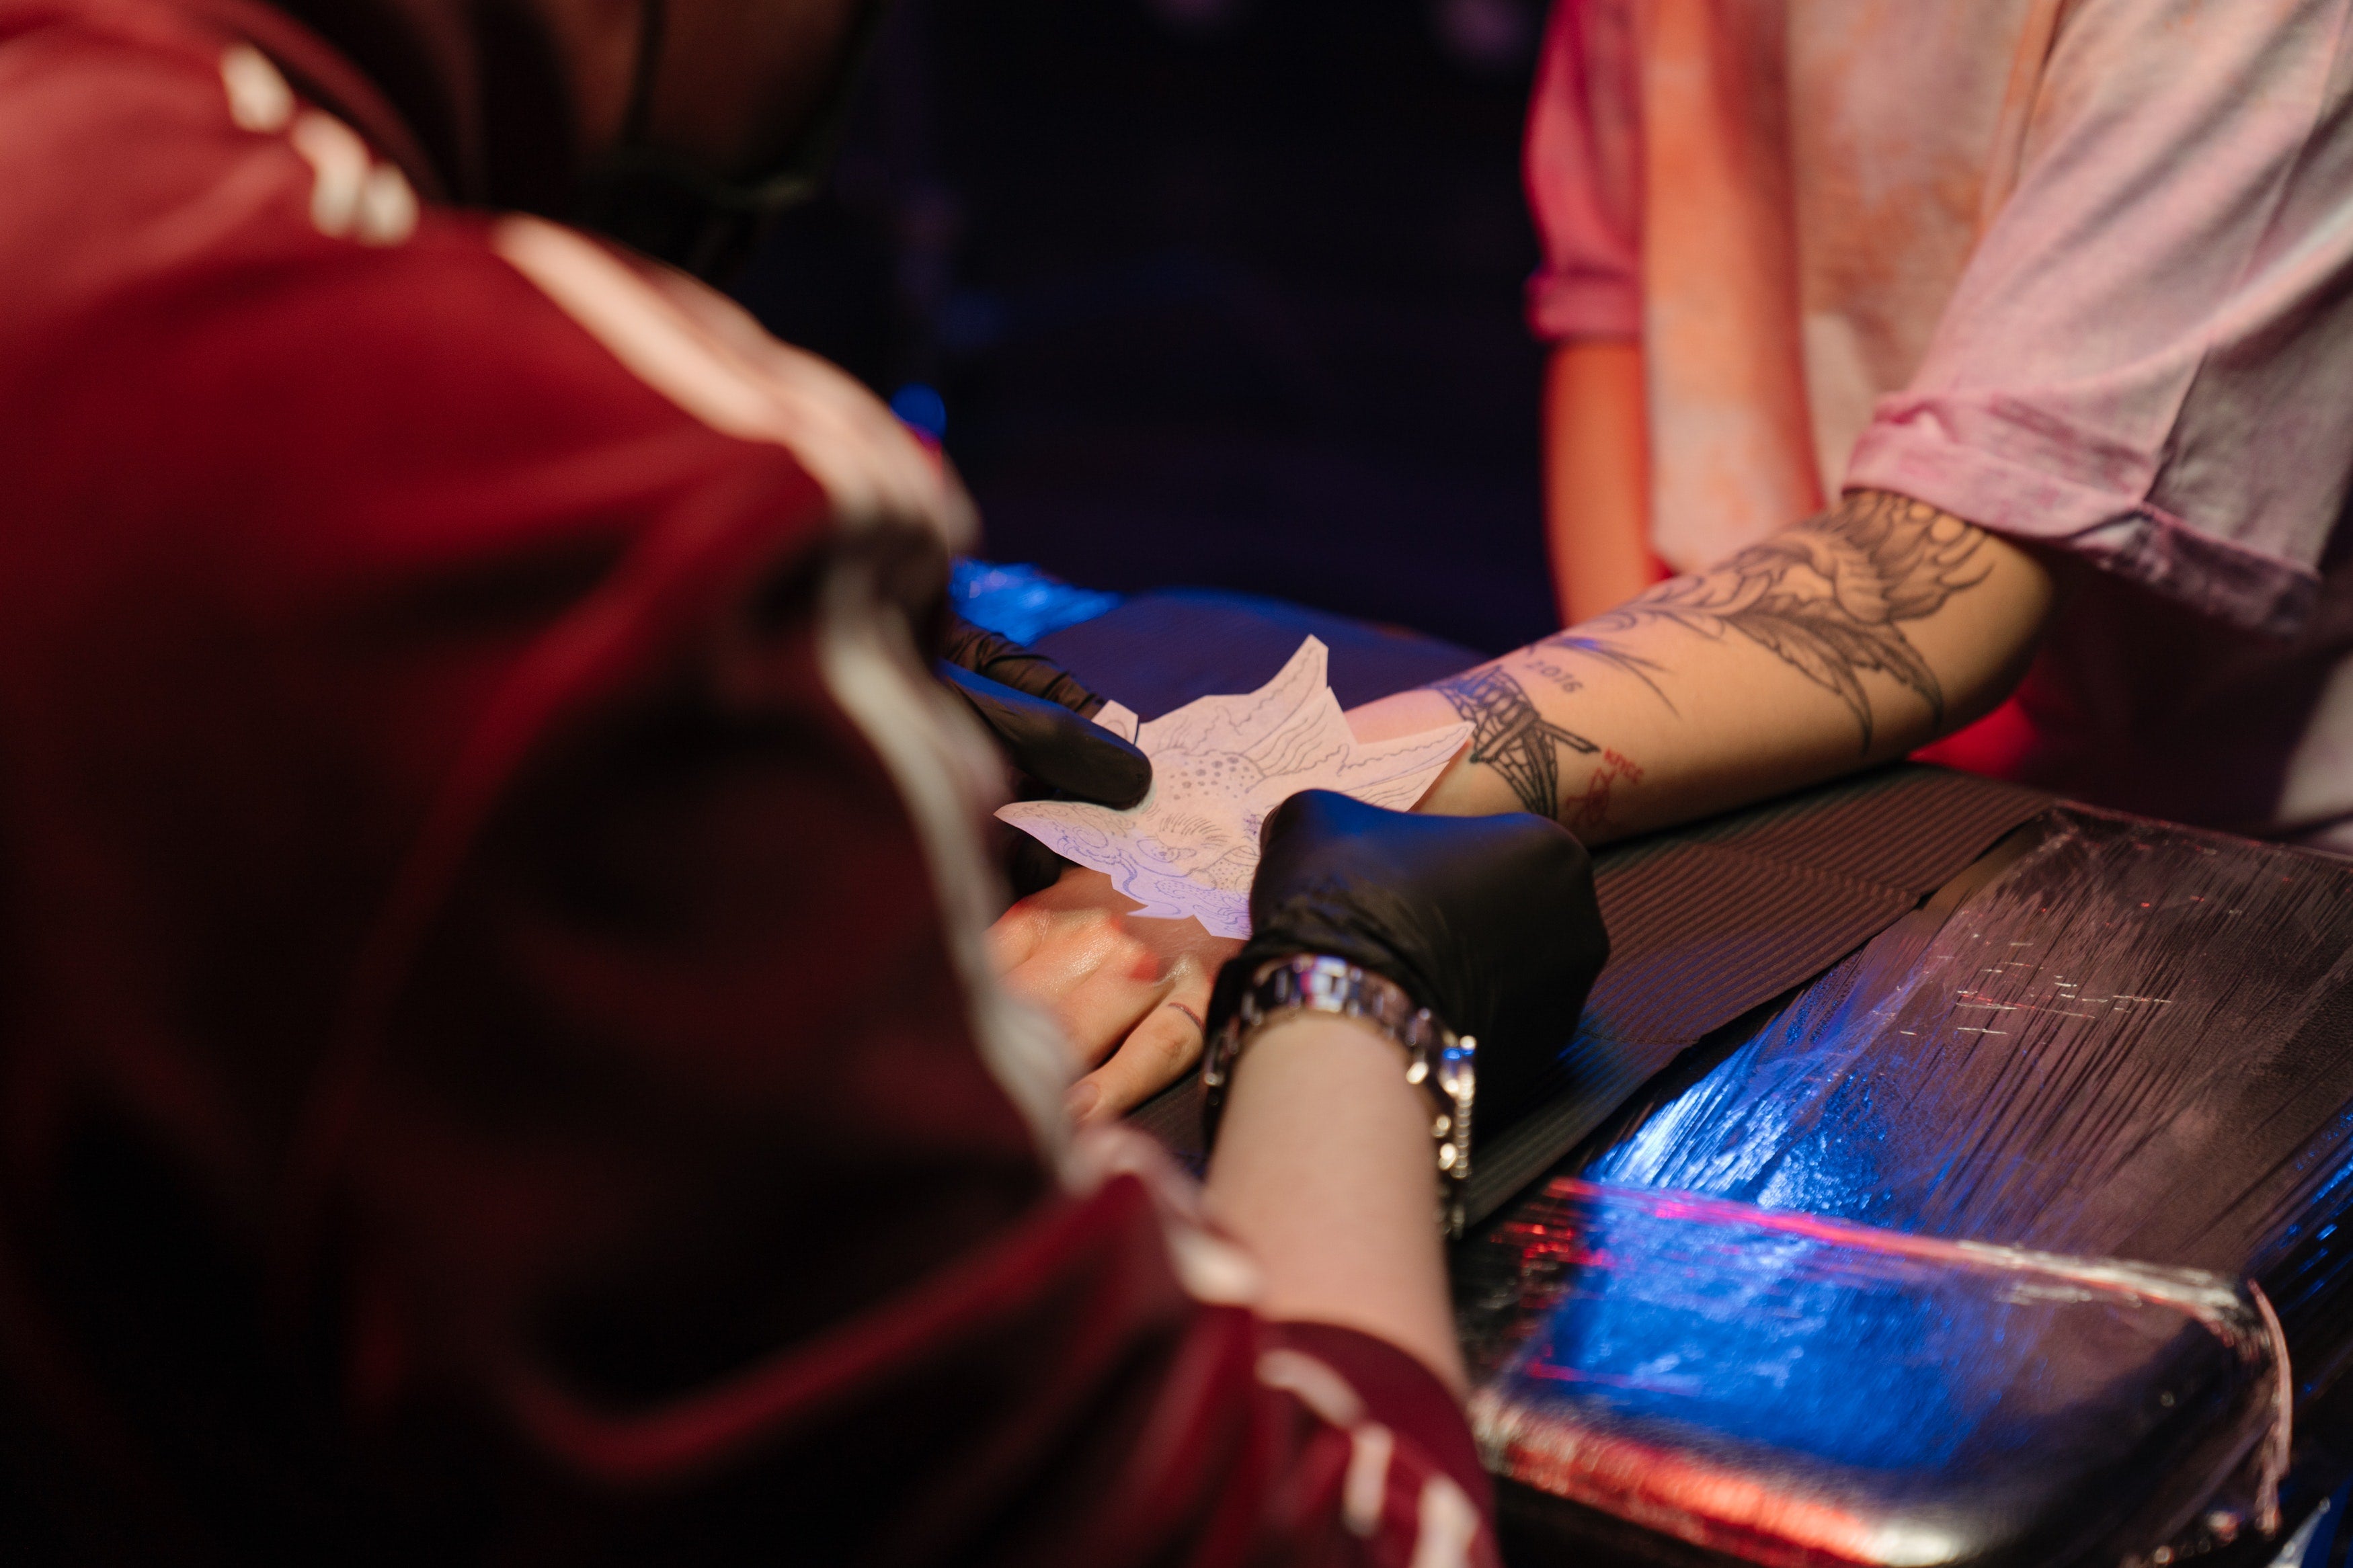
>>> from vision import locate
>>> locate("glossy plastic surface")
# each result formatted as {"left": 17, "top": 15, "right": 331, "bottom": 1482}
{"left": 1465, "top": 809, "right": 2353, "bottom": 1565}
{"left": 1465, "top": 1182, "right": 2284, "bottom": 1567}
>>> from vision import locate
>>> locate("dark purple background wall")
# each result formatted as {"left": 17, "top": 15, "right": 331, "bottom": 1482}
{"left": 732, "top": 0, "right": 1561, "bottom": 656}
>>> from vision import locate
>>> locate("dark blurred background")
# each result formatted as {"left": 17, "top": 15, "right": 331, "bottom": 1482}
{"left": 731, "top": 0, "right": 1560, "bottom": 655}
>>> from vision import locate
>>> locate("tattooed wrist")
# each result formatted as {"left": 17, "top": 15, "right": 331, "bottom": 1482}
{"left": 1433, "top": 665, "right": 1599, "bottom": 819}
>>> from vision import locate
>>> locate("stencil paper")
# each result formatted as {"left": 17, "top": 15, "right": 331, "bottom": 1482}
{"left": 998, "top": 638, "right": 1472, "bottom": 937}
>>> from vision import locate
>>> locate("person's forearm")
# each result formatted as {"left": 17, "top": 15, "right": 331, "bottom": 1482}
{"left": 1353, "top": 489, "right": 2055, "bottom": 843}
{"left": 1544, "top": 340, "right": 1661, "bottom": 624}
{"left": 1205, "top": 1014, "right": 1464, "bottom": 1392}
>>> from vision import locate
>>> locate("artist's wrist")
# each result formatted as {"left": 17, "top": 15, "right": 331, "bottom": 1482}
{"left": 1203, "top": 1010, "right": 1467, "bottom": 1389}
{"left": 1234, "top": 1010, "right": 1399, "bottom": 1078}
{"left": 1204, "top": 953, "right": 1475, "bottom": 1236}
{"left": 1211, "top": 1012, "right": 1429, "bottom": 1193}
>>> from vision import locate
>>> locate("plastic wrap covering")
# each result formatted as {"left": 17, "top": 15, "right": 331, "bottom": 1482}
{"left": 1462, "top": 1181, "right": 2288, "bottom": 1568}
{"left": 1466, "top": 807, "right": 2353, "bottom": 1563}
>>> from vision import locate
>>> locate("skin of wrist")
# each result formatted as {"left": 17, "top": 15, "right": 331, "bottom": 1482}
{"left": 1205, "top": 1009, "right": 1466, "bottom": 1389}
{"left": 1233, "top": 1009, "right": 1406, "bottom": 1077}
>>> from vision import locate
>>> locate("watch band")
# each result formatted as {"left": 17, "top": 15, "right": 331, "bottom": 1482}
{"left": 1202, "top": 954, "right": 1477, "bottom": 1239}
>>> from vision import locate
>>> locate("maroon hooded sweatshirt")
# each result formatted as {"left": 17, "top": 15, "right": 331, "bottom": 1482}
{"left": 0, "top": 0, "right": 1495, "bottom": 1561}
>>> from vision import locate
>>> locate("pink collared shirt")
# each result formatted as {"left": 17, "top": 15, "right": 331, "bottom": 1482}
{"left": 1525, "top": 0, "right": 2353, "bottom": 847}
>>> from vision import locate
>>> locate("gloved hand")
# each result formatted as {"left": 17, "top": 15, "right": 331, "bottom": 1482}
{"left": 942, "top": 617, "right": 1112, "bottom": 720}
{"left": 1207, "top": 789, "right": 1609, "bottom": 1142}
{"left": 938, "top": 618, "right": 1150, "bottom": 811}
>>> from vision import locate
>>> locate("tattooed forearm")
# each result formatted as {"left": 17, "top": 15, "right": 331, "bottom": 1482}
{"left": 1530, "top": 630, "right": 1673, "bottom": 708}
{"left": 1433, "top": 665, "right": 1601, "bottom": 818}
{"left": 1589, "top": 490, "right": 1989, "bottom": 751}
{"left": 1417, "top": 492, "right": 1984, "bottom": 823}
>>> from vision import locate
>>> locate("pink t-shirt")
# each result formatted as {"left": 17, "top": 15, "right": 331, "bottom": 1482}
{"left": 1525, "top": 0, "right": 2353, "bottom": 848}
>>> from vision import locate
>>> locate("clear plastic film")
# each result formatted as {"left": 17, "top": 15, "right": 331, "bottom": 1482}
{"left": 1464, "top": 1181, "right": 2287, "bottom": 1567}
{"left": 1462, "top": 807, "right": 2353, "bottom": 1563}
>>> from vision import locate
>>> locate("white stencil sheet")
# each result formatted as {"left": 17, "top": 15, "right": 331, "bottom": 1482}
{"left": 998, "top": 638, "right": 1472, "bottom": 937}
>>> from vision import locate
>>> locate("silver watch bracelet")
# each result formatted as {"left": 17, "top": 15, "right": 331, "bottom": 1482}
{"left": 1201, "top": 954, "right": 1477, "bottom": 1239}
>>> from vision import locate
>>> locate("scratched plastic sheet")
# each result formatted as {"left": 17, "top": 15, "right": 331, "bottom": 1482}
{"left": 1465, "top": 807, "right": 2353, "bottom": 1567}
{"left": 1464, "top": 1183, "right": 2287, "bottom": 1568}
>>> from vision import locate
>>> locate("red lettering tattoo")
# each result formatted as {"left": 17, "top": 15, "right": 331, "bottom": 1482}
{"left": 1567, "top": 749, "right": 1643, "bottom": 839}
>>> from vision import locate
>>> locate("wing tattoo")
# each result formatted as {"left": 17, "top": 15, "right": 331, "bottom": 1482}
{"left": 1589, "top": 491, "right": 1991, "bottom": 751}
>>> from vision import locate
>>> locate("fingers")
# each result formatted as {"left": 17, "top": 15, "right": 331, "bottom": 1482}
{"left": 988, "top": 866, "right": 1238, "bottom": 1112}
{"left": 1070, "top": 960, "right": 1218, "bottom": 1124}
{"left": 996, "top": 913, "right": 1171, "bottom": 1070}
{"left": 942, "top": 665, "right": 1150, "bottom": 806}
{"left": 1070, "top": 1003, "right": 1199, "bottom": 1123}
{"left": 993, "top": 872, "right": 1179, "bottom": 1071}
{"left": 1033, "top": 966, "right": 1174, "bottom": 1073}
{"left": 988, "top": 866, "right": 1128, "bottom": 977}
{"left": 987, "top": 903, "right": 1043, "bottom": 973}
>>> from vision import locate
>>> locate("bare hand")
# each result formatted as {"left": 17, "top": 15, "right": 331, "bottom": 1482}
{"left": 989, "top": 867, "right": 1241, "bottom": 1124}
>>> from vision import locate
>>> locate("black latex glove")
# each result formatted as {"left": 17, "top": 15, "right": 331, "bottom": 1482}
{"left": 941, "top": 617, "right": 1110, "bottom": 719}
{"left": 939, "top": 661, "right": 1152, "bottom": 810}
{"left": 937, "top": 617, "right": 1147, "bottom": 898}
{"left": 1208, "top": 790, "right": 1609, "bottom": 1143}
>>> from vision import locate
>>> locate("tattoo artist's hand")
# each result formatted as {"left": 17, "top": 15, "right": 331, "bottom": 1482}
{"left": 939, "top": 618, "right": 1150, "bottom": 811}
{"left": 941, "top": 616, "right": 1108, "bottom": 716}
{"left": 1211, "top": 790, "right": 1610, "bottom": 1141}
{"left": 990, "top": 867, "right": 1240, "bottom": 1123}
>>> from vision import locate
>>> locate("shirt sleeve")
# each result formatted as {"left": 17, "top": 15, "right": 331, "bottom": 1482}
{"left": 1844, "top": 0, "right": 2353, "bottom": 635}
{"left": 1521, "top": 0, "right": 1644, "bottom": 341}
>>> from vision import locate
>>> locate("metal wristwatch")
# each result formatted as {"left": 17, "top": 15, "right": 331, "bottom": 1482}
{"left": 1202, "top": 954, "right": 1477, "bottom": 1239}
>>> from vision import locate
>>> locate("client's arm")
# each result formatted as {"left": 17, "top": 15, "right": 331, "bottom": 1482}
{"left": 996, "top": 489, "right": 2054, "bottom": 1119}
{"left": 1355, "top": 488, "right": 2055, "bottom": 843}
